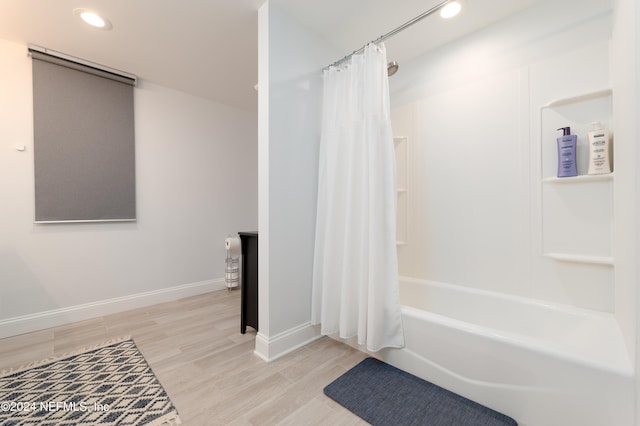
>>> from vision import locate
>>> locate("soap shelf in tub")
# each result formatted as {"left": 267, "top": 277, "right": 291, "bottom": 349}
{"left": 539, "top": 88, "right": 613, "bottom": 268}
{"left": 542, "top": 173, "right": 613, "bottom": 184}
{"left": 541, "top": 88, "right": 612, "bottom": 109}
{"left": 543, "top": 252, "right": 614, "bottom": 266}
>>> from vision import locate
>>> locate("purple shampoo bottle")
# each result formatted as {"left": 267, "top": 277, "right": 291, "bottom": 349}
{"left": 556, "top": 127, "right": 577, "bottom": 177}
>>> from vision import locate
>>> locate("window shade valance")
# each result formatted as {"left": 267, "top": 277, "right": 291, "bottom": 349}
{"left": 29, "top": 48, "right": 136, "bottom": 86}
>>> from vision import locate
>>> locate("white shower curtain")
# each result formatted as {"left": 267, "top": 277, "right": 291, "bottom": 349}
{"left": 312, "top": 43, "right": 404, "bottom": 352}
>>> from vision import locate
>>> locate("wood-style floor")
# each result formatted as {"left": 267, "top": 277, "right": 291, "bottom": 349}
{"left": 0, "top": 290, "right": 369, "bottom": 425}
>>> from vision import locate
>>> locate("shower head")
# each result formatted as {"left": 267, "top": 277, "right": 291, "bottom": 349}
{"left": 387, "top": 61, "right": 399, "bottom": 77}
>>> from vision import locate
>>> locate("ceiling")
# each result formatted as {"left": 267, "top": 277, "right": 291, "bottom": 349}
{"left": 278, "top": 0, "right": 545, "bottom": 68}
{"left": 0, "top": 0, "right": 545, "bottom": 112}
{"left": 0, "top": 0, "right": 263, "bottom": 111}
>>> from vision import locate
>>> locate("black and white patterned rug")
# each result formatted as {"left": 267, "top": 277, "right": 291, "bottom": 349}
{"left": 0, "top": 336, "right": 181, "bottom": 425}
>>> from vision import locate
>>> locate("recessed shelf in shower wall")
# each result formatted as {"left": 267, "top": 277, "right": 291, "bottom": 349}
{"left": 542, "top": 88, "right": 613, "bottom": 109}
{"left": 542, "top": 173, "right": 614, "bottom": 184}
{"left": 540, "top": 88, "right": 612, "bottom": 179}
{"left": 543, "top": 252, "right": 614, "bottom": 266}
{"left": 394, "top": 136, "right": 408, "bottom": 246}
{"left": 539, "top": 89, "right": 613, "bottom": 266}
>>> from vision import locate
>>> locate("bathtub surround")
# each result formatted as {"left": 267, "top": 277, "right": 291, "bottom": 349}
{"left": 382, "top": 277, "right": 633, "bottom": 426}
{"left": 325, "top": 357, "right": 517, "bottom": 426}
{"left": 383, "top": 0, "right": 636, "bottom": 424}
{"left": 390, "top": 1, "right": 614, "bottom": 311}
{"left": 312, "top": 43, "right": 404, "bottom": 352}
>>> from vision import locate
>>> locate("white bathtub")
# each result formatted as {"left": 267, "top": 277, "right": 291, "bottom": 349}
{"left": 378, "top": 277, "right": 635, "bottom": 426}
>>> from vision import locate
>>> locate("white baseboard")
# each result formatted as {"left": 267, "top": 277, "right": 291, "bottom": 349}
{"left": 254, "top": 322, "right": 322, "bottom": 362}
{"left": 0, "top": 278, "right": 225, "bottom": 340}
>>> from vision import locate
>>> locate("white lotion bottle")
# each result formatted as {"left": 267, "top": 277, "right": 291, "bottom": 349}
{"left": 587, "top": 121, "right": 611, "bottom": 175}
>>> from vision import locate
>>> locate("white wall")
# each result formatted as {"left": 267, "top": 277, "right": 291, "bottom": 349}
{"left": 390, "top": 0, "right": 613, "bottom": 108}
{"left": 610, "top": 0, "right": 640, "bottom": 421}
{"left": 0, "top": 38, "right": 258, "bottom": 337}
{"left": 256, "top": 1, "right": 340, "bottom": 360}
{"left": 391, "top": 0, "right": 615, "bottom": 311}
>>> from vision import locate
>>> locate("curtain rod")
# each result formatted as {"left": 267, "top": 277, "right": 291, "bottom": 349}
{"left": 324, "top": 0, "right": 452, "bottom": 70}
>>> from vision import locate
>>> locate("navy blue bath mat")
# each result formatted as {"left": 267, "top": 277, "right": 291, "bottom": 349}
{"left": 325, "top": 357, "right": 517, "bottom": 426}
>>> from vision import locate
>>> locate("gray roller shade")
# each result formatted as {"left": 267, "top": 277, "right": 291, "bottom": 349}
{"left": 31, "top": 49, "right": 136, "bottom": 222}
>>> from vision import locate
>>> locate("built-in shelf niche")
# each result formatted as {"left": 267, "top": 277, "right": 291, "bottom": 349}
{"left": 543, "top": 252, "right": 614, "bottom": 266}
{"left": 542, "top": 173, "right": 613, "bottom": 184}
{"left": 394, "top": 136, "right": 407, "bottom": 246}
{"left": 540, "top": 89, "right": 613, "bottom": 267}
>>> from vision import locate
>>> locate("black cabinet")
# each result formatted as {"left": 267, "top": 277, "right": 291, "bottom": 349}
{"left": 238, "top": 232, "right": 258, "bottom": 334}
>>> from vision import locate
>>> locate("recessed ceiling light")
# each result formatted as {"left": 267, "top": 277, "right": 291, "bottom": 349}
{"left": 73, "top": 8, "right": 112, "bottom": 30}
{"left": 440, "top": 1, "right": 463, "bottom": 19}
